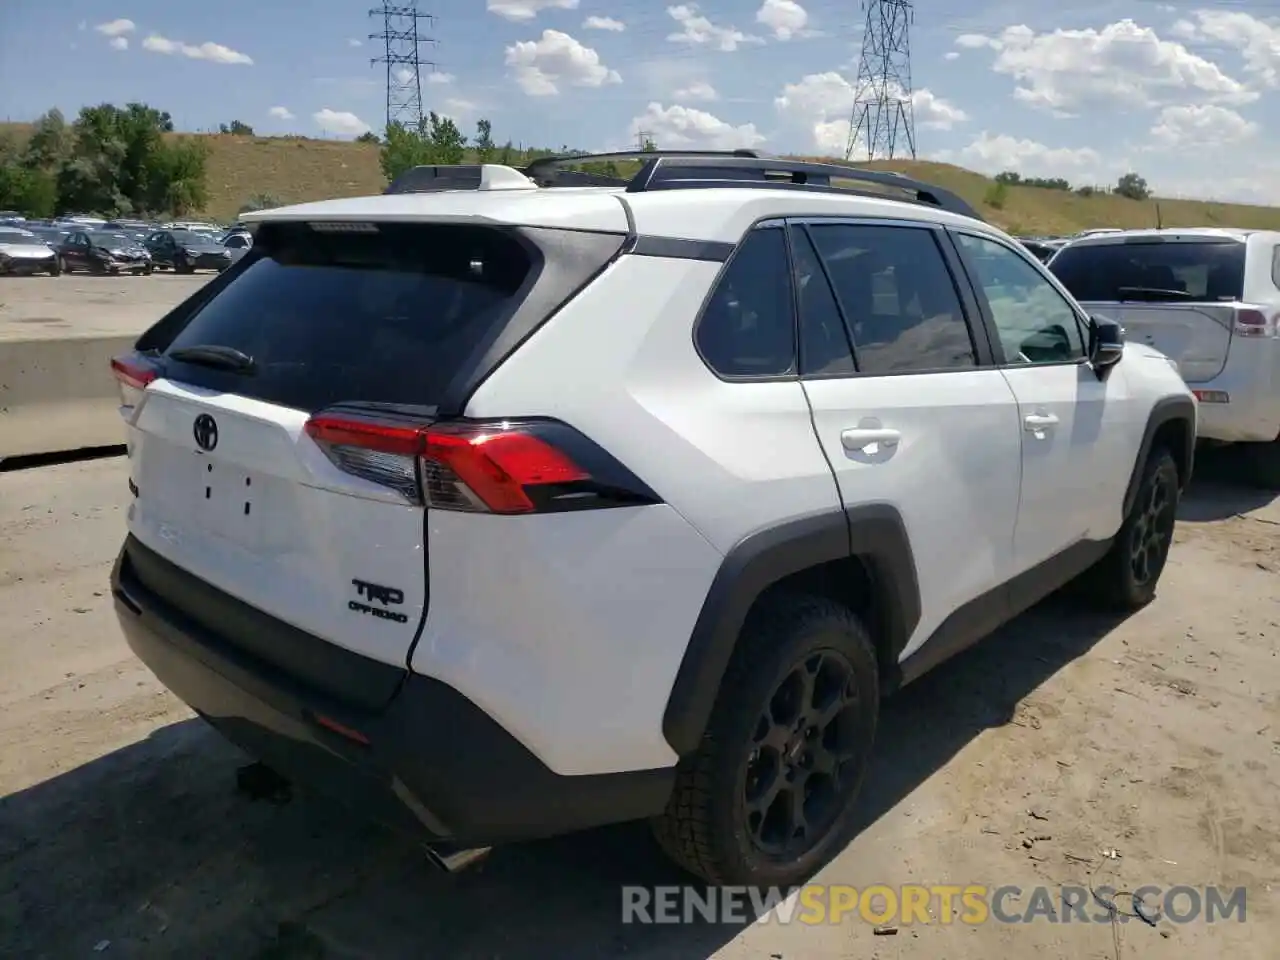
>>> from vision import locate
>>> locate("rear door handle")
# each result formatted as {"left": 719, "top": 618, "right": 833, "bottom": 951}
{"left": 841, "top": 428, "right": 901, "bottom": 452}
{"left": 1024, "top": 413, "right": 1059, "bottom": 431}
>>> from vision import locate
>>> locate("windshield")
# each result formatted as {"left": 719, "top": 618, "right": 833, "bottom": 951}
{"left": 0, "top": 231, "right": 41, "bottom": 244}
{"left": 170, "top": 230, "right": 215, "bottom": 246}
{"left": 1050, "top": 239, "right": 1246, "bottom": 302}
{"left": 88, "top": 232, "right": 137, "bottom": 247}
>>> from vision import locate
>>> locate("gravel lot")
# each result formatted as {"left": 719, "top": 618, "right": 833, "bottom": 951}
{"left": 1, "top": 453, "right": 1277, "bottom": 959}
{"left": 1, "top": 278, "right": 1278, "bottom": 959}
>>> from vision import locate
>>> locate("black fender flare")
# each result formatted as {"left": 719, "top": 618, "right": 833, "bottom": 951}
{"left": 661, "top": 504, "right": 922, "bottom": 758}
{"left": 1122, "top": 395, "right": 1197, "bottom": 517}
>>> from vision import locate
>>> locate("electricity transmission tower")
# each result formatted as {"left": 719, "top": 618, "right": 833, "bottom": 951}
{"left": 369, "top": 2, "right": 436, "bottom": 133}
{"left": 845, "top": 0, "right": 917, "bottom": 161}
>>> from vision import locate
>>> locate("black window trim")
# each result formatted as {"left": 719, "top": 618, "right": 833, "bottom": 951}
{"left": 788, "top": 215, "right": 994, "bottom": 381}
{"left": 946, "top": 226, "right": 1091, "bottom": 370}
{"left": 690, "top": 217, "right": 800, "bottom": 384}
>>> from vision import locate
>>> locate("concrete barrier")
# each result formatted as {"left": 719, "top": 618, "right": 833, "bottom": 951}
{"left": 0, "top": 335, "right": 135, "bottom": 458}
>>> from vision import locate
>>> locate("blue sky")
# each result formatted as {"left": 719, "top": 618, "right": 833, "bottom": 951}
{"left": 2, "top": 1, "right": 1279, "bottom": 202}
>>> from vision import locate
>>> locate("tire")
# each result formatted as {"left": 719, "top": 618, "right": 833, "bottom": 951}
{"left": 59, "top": 258, "right": 71, "bottom": 274}
{"left": 1082, "top": 448, "right": 1180, "bottom": 611}
{"left": 652, "top": 593, "right": 880, "bottom": 887}
{"left": 143, "top": 264, "right": 154, "bottom": 276}
{"left": 49, "top": 259, "right": 61, "bottom": 277}
{"left": 175, "top": 256, "right": 193, "bottom": 274}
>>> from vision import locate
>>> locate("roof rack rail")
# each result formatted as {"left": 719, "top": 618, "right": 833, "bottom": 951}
{"left": 632, "top": 155, "right": 980, "bottom": 220}
{"left": 521, "top": 149, "right": 767, "bottom": 188}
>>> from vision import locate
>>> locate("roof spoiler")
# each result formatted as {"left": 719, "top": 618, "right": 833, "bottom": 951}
{"left": 384, "top": 164, "right": 537, "bottom": 195}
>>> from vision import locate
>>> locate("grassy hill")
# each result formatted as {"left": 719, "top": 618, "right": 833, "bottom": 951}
{"left": 7, "top": 123, "right": 1280, "bottom": 235}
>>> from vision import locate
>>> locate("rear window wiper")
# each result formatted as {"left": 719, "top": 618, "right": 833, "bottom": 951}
{"left": 1114, "top": 286, "right": 1196, "bottom": 302}
{"left": 168, "top": 344, "right": 257, "bottom": 374}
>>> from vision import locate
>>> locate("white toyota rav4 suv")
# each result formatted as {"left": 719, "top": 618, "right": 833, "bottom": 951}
{"left": 109, "top": 152, "right": 1195, "bottom": 887}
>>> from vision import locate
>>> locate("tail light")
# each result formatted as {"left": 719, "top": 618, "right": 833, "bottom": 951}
{"left": 303, "top": 412, "right": 661, "bottom": 514}
{"left": 1233, "top": 309, "right": 1272, "bottom": 338}
{"left": 110, "top": 353, "right": 160, "bottom": 409}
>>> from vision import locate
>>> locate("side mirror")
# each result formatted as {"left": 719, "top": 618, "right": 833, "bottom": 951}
{"left": 1088, "top": 314, "right": 1124, "bottom": 378}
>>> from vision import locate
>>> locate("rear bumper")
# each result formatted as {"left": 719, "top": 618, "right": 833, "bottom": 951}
{"left": 111, "top": 534, "right": 674, "bottom": 845}
{"left": 1191, "top": 372, "right": 1280, "bottom": 444}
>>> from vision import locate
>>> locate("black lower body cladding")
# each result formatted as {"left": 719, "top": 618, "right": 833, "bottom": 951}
{"left": 111, "top": 535, "right": 673, "bottom": 844}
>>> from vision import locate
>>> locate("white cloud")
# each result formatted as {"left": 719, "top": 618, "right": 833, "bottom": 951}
{"left": 95, "top": 19, "right": 135, "bottom": 37}
{"left": 629, "top": 103, "right": 765, "bottom": 150}
{"left": 394, "top": 67, "right": 415, "bottom": 84}
{"left": 488, "top": 0, "right": 578, "bottom": 21}
{"left": 957, "top": 20, "right": 1254, "bottom": 116}
{"left": 268, "top": 106, "right": 295, "bottom": 120}
{"left": 1150, "top": 103, "right": 1258, "bottom": 146}
{"left": 775, "top": 71, "right": 968, "bottom": 155}
{"left": 937, "top": 131, "right": 1102, "bottom": 179}
{"left": 667, "top": 4, "right": 764, "bottom": 52}
{"left": 142, "top": 34, "right": 253, "bottom": 65}
{"left": 428, "top": 71, "right": 455, "bottom": 84}
{"left": 504, "top": 29, "right": 620, "bottom": 95}
{"left": 313, "top": 108, "right": 371, "bottom": 136}
{"left": 1172, "top": 10, "right": 1280, "bottom": 86}
{"left": 348, "top": 38, "right": 362, "bottom": 47}
{"left": 110, "top": 36, "right": 128, "bottom": 50}
{"left": 674, "top": 80, "right": 718, "bottom": 101}
{"left": 583, "top": 16, "right": 625, "bottom": 32}
{"left": 756, "top": 0, "right": 809, "bottom": 40}
{"left": 943, "top": 51, "right": 959, "bottom": 61}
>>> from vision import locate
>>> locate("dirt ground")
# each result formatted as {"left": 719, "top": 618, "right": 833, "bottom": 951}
{"left": 0, "top": 451, "right": 1277, "bottom": 960}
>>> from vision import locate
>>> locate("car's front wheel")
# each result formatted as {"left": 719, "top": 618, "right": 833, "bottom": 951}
{"left": 652, "top": 593, "right": 879, "bottom": 887}
{"left": 1081, "top": 447, "right": 1180, "bottom": 610}
{"left": 48, "top": 258, "right": 61, "bottom": 277}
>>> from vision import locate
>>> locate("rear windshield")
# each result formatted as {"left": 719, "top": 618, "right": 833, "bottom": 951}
{"left": 160, "top": 222, "right": 535, "bottom": 411}
{"left": 1049, "top": 239, "right": 1246, "bottom": 302}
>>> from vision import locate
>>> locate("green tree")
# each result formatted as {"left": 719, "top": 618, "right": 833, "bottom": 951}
{"left": 1115, "top": 172, "right": 1150, "bottom": 201}
{"left": 355, "top": 131, "right": 380, "bottom": 144}
{"left": 379, "top": 121, "right": 433, "bottom": 182}
{"left": 220, "top": 120, "right": 255, "bottom": 135}
{"left": 22, "top": 109, "right": 73, "bottom": 171}
{"left": 641, "top": 136, "right": 657, "bottom": 152}
{"left": 52, "top": 102, "right": 206, "bottom": 217}
{"left": 425, "top": 112, "right": 465, "bottom": 165}
{"left": 473, "top": 118, "right": 495, "bottom": 163}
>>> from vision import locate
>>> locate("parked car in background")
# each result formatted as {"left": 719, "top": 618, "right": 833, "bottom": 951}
{"left": 1049, "top": 227, "right": 1280, "bottom": 487}
{"left": 221, "top": 230, "right": 252, "bottom": 263}
{"left": 56, "top": 230, "right": 152, "bottom": 275}
{"left": 1016, "top": 238, "right": 1058, "bottom": 263}
{"left": 145, "top": 229, "right": 234, "bottom": 273}
{"left": 26, "top": 225, "right": 74, "bottom": 250}
{"left": 0, "top": 228, "right": 59, "bottom": 276}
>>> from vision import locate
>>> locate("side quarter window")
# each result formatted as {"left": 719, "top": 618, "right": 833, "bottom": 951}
{"left": 695, "top": 225, "right": 796, "bottom": 379}
{"left": 955, "top": 232, "right": 1087, "bottom": 365}
{"left": 1271, "top": 245, "right": 1280, "bottom": 291}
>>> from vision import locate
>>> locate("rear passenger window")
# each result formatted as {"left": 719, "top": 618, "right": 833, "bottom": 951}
{"left": 696, "top": 226, "right": 796, "bottom": 378}
{"left": 793, "top": 227, "right": 855, "bottom": 376}
{"left": 807, "top": 224, "right": 976, "bottom": 374}
{"left": 161, "top": 222, "right": 534, "bottom": 412}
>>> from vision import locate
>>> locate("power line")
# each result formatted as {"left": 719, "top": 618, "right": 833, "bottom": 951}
{"left": 369, "top": 2, "right": 437, "bottom": 133}
{"left": 846, "top": 0, "right": 917, "bottom": 161}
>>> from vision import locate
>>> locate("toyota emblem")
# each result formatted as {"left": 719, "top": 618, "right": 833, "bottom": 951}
{"left": 193, "top": 413, "right": 219, "bottom": 452}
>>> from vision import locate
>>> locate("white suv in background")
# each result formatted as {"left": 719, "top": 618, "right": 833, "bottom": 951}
{"left": 1050, "top": 228, "right": 1280, "bottom": 487}
{"left": 109, "top": 152, "right": 1195, "bottom": 888}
